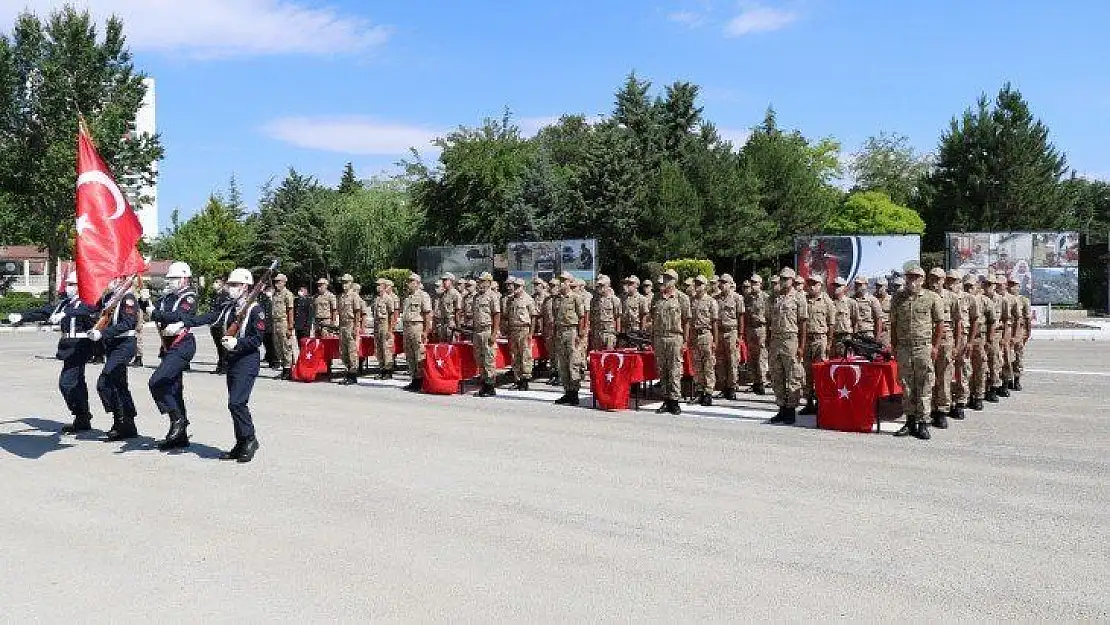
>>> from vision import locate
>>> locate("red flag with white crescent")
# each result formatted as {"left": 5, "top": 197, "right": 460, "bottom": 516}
{"left": 74, "top": 123, "right": 145, "bottom": 305}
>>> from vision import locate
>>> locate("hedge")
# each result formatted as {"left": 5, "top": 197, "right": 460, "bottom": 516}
{"left": 662, "top": 259, "right": 715, "bottom": 284}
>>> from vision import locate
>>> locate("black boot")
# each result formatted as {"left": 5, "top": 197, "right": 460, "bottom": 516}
{"left": 280, "top": 368, "right": 292, "bottom": 380}
{"left": 799, "top": 399, "right": 817, "bottom": 416}
{"left": 723, "top": 389, "right": 738, "bottom": 401}
{"left": 476, "top": 383, "right": 496, "bottom": 397}
{"left": 564, "top": 391, "right": 579, "bottom": 407}
{"left": 667, "top": 399, "right": 683, "bottom": 415}
{"left": 997, "top": 385, "right": 1010, "bottom": 398}
{"left": 985, "top": 389, "right": 999, "bottom": 403}
{"left": 699, "top": 393, "right": 713, "bottom": 406}
{"left": 105, "top": 412, "right": 138, "bottom": 441}
{"left": 949, "top": 405, "right": 966, "bottom": 421}
{"left": 893, "top": 419, "right": 916, "bottom": 437}
{"left": 129, "top": 355, "right": 143, "bottom": 368}
{"left": 158, "top": 410, "right": 190, "bottom": 451}
{"left": 60, "top": 413, "right": 93, "bottom": 435}
{"left": 752, "top": 383, "right": 766, "bottom": 395}
{"left": 220, "top": 439, "right": 245, "bottom": 461}
{"left": 931, "top": 411, "right": 949, "bottom": 429}
{"left": 555, "top": 392, "right": 572, "bottom": 405}
{"left": 236, "top": 437, "right": 259, "bottom": 463}
{"left": 1012, "top": 377, "right": 1022, "bottom": 391}
{"left": 767, "top": 406, "right": 789, "bottom": 424}
{"left": 517, "top": 378, "right": 530, "bottom": 391}
{"left": 914, "top": 421, "right": 932, "bottom": 440}
{"left": 969, "top": 396, "right": 984, "bottom": 411}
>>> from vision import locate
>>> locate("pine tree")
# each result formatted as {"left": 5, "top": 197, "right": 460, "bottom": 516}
{"left": 338, "top": 162, "right": 362, "bottom": 194}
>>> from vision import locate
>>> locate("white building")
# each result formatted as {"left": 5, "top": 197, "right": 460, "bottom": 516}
{"left": 127, "top": 77, "right": 158, "bottom": 239}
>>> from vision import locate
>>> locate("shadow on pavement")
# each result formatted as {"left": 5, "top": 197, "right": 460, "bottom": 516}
{"left": 114, "top": 435, "right": 227, "bottom": 459}
{"left": 0, "top": 417, "right": 77, "bottom": 459}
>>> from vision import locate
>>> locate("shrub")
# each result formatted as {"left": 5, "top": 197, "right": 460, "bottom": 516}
{"left": 0, "top": 292, "right": 49, "bottom": 315}
{"left": 376, "top": 268, "right": 415, "bottom": 290}
{"left": 663, "top": 259, "right": 715, "bottom": 283}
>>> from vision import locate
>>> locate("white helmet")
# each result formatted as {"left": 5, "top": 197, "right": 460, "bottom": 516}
{"left": 66, "top": 271, "right": 77, "bottom": 284}
{"left": 165, "top": 262, "right": 192, "bottom": 279}
{"left": 227, "top": 268, "right": 253, "bottom": 286}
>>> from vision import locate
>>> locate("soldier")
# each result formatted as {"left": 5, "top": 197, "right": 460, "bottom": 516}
{"left": 1008, "top": 277, "right": 1031, "bottom": 391}
{"left": 131, "top": 284, "right": 146, "bottom": 368}
{"left": 744, "top": 274, "right": 770, "bottom": 395}
{"left": 144, "top": 261, "right": 199, "bottom": 449}
{"left": 270, "top": 273, "right": 296, "bottom": 380}
{"left": 88, "top": 279, "right": 141, "bottom": 441}
{"left": 641, "top": 279, "right": 655, "bottom": 311}
{"left": 925, "top": 268, "right": 960, "bottom": 429}
{"left": 707, "top": 275, "right": 720, "bottom": 299}
{"left": 552, "top": 272, "right": 588, "bottom": 406}
{"left": 294, "top": 285, "right": 313, "bottom": 341}
{"left": 988, "top": 276, "right": 1010, "bottom": 400}
{"left": 336, "top": 274, "right": 364, "bottom": 385}
{"left": 981, "top": 276, "right": 1003, "bottom": 403}
{"left": 948, "top": 270, "right": 973, "bottom": 420}
{"left": 401, "top": 273, "right": 433, "bottom": 391}
{"left": 372, "top": 278, "right": 398, "bottom": 379}
{"left": 542, "top": 278, "right": 560, "bottom": 386}
{"left": 313, "top": 278, "right": 338, "bottom": 338}
{"left": 505, "top": 276, "right": 538, "bottom": 390}
{"left": 767, "top": 268, "right": 807, "bottom": 424}
{"left": 459, "top": 278, "right": 475, "bottom": 338}
{"left": 689, "top": 275, "right": 719, "bottom": 406}
{"left": 1002, "top": 277, "right": 1021, "bottom": 392}
{"left": 650, "top": 269, "right": 690, "bottom": 414}
{"left": 800, "top": 275, "right": 833, "bottom": 416}
{"left": 590, "top": 274, "right": 621, "bottom": 350}
{"left": 874, "top": 278, "right": 892, "bottom": 345}
{"left": 471, "top": 272, "right": 502, "bottom": 397}
{"left": 890, "top": 266, "right": 944, "bottom": 440}
{"left": 852, "top": 276, "right": 883, "bottom": 341}
{"left": 185, "top": 267, "right": 265, "bottom": 462}
{"left": 830, "top": 277, "right": 855, "bottom": 357}
{"left": 714, "top": 274, "right": 745, "bottom": 401}
{"left": 209, "top": 277, "right": 230, "bottom": 374}
{"left": 574, "top": 278, "right": 592, "bottom": 379}
{"left": 965, "top": 274, "right": 987, "bottom": 411}
{"left": 620, "top": 276, "right": 647, "bottom": 336}
{"left": 8, "top": 272, "right": 97, "bottom": 434}
{"left": 683, "top": 277, "right": 696, "bottom": 300}
{"left": 435, "top": 273, "right": 462, "bottom": 342}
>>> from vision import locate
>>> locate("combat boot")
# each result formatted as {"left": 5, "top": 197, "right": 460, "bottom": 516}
{"left": 751, "top": 383, "right": 766, "bottom": 395}
{"left": 723, "top": 389, "right": 738, "bottom": 401}
{"left": 1012, "top": 377, "right": 1022, "bottom": 391}
{"left": 236, "top": 437, "right": 260, "bottom": 463}
{"left": 476, "top": 383, "right": 496, "bottom": 397}
{"left": 893, "top": 419, "right": 916, "bottom": 437}
{"left": 564, "top": 390, "right": 579, "bottom": 407}
{"left": 105, "top": 411, "right": 138, "bottom": 442}
{"left": 220, "top": 439, "right": 244, "bottom": 461}
{"left": 996, "top": 385, "right": 1010, "bottom": 398}
{"left": 554, "top": 392, "right": 573, "bottom": 405}
{"left": 969, "top": 396, "right": 984, "bottom": 411}
{"left": 914, "top": 421, "right": 931, "bottom": 440}
{"left": 931, "top": 411, "right": 949, "bottom": 429}
{"left": 781, "top": 406, "right": 796, "bottom": 425}
{"left": 60, "top": 413, "right": 93, "bottom": 435}
{"left": 280, "top": 368, "right": 292, "bottom": 380}
{"left": 767, "top": 407, "right": 789, "bottom": 424}
{"left": 129, "top": 355, "right": 143, "bottom": 368}
{"left": 985, "top": 389, "right": 999, "bottom": 403}
{"left": 949, "top": 405, "right": 966, "bottom": 421}
{"left": 157, "top": 410, "right": 189, "bottom": 451}
{"left": 799, "top": 399, "right": 817, "bottom": 416}
{"left": 516, "top": 379, "right": 530, "bottom": 391}
{"left": 699, "top": 393, "right": 712, "bottom": 407}
{"left": 667, "top": 399, "right": 683, "bottom": 415}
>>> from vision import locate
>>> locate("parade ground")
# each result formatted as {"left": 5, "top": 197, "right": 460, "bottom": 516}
{"left": 1, "top": 332, "right": 1107, "bottom": 622}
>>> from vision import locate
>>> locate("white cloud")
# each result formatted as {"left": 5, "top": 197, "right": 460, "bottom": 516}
{"left": 718, "top": 127, "right": 751, "bottom": 148}
{"left": 723, "top": 3, "right": 799, "bottom": 37}
{"left": 516, "top": 114, "right": 606, "bottom": 136}
{"left": 262, "top": 117, "right": 443, "bottom": 155}
{"left": 667, "top": 10, "right": 705, "bottom": 28}
{"left": 0, "top": 0, "right": 390, "bottom": 57}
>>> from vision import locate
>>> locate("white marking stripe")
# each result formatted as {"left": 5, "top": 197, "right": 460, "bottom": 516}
{"left": 1023, "top": 368, "right": 1110, "bottom": 377}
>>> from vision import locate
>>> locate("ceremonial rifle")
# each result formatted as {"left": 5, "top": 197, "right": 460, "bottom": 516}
{"left": 92, "top": 274, "right": 137, "bottom": 331}
{"left": 225, "top": 259, "right": 280, "bottom": 338}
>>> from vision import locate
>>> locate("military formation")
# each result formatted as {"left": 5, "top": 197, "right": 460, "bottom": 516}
{"left": 10, "top": 261, "right": 1032, "bottom": 449}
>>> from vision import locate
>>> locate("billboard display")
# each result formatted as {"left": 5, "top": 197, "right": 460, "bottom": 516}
{"left": 416, "top": 245, "right": 494, "bottom": 287}
{"left": 794, "top": 235, "right": 920, "bottom": 291}
{"left": 945, "top": 231, "right": 1078, "bottom": 304}
{"left": 507, "top": 239, "right": 597, "bottom": 283}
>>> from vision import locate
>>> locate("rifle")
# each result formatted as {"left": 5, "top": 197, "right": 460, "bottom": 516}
{"left": 617, "top": 330, "right": 652, "bottom": 350}
{"left": 839, "top": 334, "right": 891, "bottom": 361}
{"left": 93, "top": 275, "right": 137, "bottom": 331}
{"left": 225, "top": 259, "right": 280, "bottom": 338}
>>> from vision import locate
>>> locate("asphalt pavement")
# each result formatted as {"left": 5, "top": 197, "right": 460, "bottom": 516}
{"left": 1, "top": 332, "right": 1106, "bottom": 622}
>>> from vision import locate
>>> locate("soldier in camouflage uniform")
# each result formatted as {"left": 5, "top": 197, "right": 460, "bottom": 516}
{"left": 313, "top": 278, "right": 338, "bottom": 338}
{"left": 800, "top": 275, "right": 833, "bottom": 416}
{"left": 590, "top": 275, "right": 621, "bottom": 350}
{"left": 947, "top": 271, "right": 972, "bottom": 421}
{"left": 336, "top": 274, "right": 365, "bottom": 385}
{"left": 434, "top": 273, "right": 462, "bottom": 343}
{"left": 620, "top": 276, "right": 647, "bottom": 336}
{"left": 852, "top": 276, "right": 883, "bottom": 341}
{"left": 505, "top": 276, "right": 538, "bottom": 390}
{"left": 925, "top": 268, "right": 960, "bottom": 429}
{"left": 372, "top": 278, "right": 398, "bottom": 379}
{"left": 830, "top": 277, "right": 856, "bottom": 358}
{"left": 689, "top": 275, "right": 719, "bottom": 406}
{"left": 987, "top": 276, "right": 1009, "bottom": 401}
{"left": 401, "top": 273, "right": 433, "bottom": 391}
{"left": 744, "top": 274, "right": 770, "bottom": 395}
{"left": 964, "top": 274, "right": 986, "bottom": 411}
{"left": 874, "top": 278, "right": 892, "bottom": 347}
{"left": 890, "top": 265, "right": 944, "bottom": 440}
{"left": 714, "top": 274, "right": 744, "bottom": 401}
{"left": 552, "top": 272, "right": 587, "bottom": 406}
{"left": 767, "top": 268, "right": 807, "bottom": 424}
{"left": 651, "top": 269, "right": 690, "bottom": 415}
{"left": 471, "top": 272, "right": 501, "bottom": 397}
{"left": 1008, "top": 277, "right": 1031, "bottom": 391}
{"left": 1001, "top": 277, "right": 1021, "bottom": 392}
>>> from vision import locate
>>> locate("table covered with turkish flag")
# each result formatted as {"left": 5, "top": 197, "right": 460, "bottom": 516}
{"left": 421, "top": 337, "right": 545, "bottom": 394}
{"left": 813, "top": 358, "right": 901, "bottom": 433}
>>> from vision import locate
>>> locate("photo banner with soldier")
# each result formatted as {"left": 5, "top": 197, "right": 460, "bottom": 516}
{"left": 507, "top": 239, "right": 598, "bottom": 284}
{"left": 794, "top": 235, "right": 921, "bottom": 292}
{"left": 945, "top": 231, "right": 1079, "bottom": 305}
{"left": 416, "top": 245, "right": 495, "bottom": 287}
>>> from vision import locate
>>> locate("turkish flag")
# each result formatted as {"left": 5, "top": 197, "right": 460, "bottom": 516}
{"left": 814, "top": 359, "right": 884, "bottom": 433}
{"left": 422, "top": 343, "right": 461, "bottom": 394}
{"left": 74, "top": 124, "right": 145, "bottom": 305}
{"left": 292, "top": 338, "right": 329, "bottom": 382}
{"left": 590, "top": 351, "right": 632, "bottom": 411}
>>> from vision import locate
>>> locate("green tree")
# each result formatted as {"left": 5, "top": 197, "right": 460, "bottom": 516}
{"left": 338, "top": 162, "right": 362, "bottom": 194}
{"left": 850, "top": 132, "right": 930, "bottom": 206}
{"left": 329, "top": 181, "right": 424, "bottom": 283}
{"left": 825, "top": 191, "right": 926, "bottom": 235}
{"left": 153, "top": 194, "right": 249, "bottom": 282}
{"left": 921, "top": 83, "right": 1069, "bottom": 250}
{"left": 246, "top": 168, "right": 330, "bottom": 284}
{"left": 0, "top": 7, "right": 163, "bottom": 289}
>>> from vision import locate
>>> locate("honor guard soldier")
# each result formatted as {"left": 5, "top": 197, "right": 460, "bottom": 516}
{"left": 505, "top": 276, "right": 538, "bottom": 390}
{"left": 313, "top": 278, "right": 338, "bottom": 338}
{"left": 925, "top": 268, "right": 960, "bottom": 428}
{"left": 689, "top": 275, "right": 719, "bottom": 406}
{"left": 590, "top": 274, "right": 621, "bottom": 350}
{"left": 337, "top": 274, "right": 364, "bottom": 385}
{"left": 800, "top": 274, "right": 833, "bottom": 416}
{"left": 88, "top": 279, "right": 140, "bottom": 441}
{"left": 294, "top": 285, "right": 313, "bottom": 340}
{"left": 1008, "top": 277, "right": 1031, "bottom": 391}
{"left": 651, "top": 269, "right": 690, "bottom": 415}
{"left": 373, "top": 278, "right": 398, "bottom": 379}
{"left": 948, "top": 270, "right": 973, "bottom": 420}
{"left": 131, "top": 284, "right": 146, "bottom": 368}
{"left": 714, "top": 274, "right": 744, "bottom": 401}
{"left": 401, "top": 273, "right": 433, "bottom": 391}
{"left": 767, "top": 268, "right": 807, "bottom": 424}
{"left": 186, "top": 267, "right": 265, "bottom": 462}
{"left": 471, "top": 272, "right": 502, "bottom": 397}
{"left": 209, "top": 278, "right": 231, "bottom": 374}
{"left": 852, "top": 276, "right": 883, "bottom": 340}
{"left": 270, "top": 273, "right": 296, "bottom": 379}
{"left": 890, "top": 265, "right": 945, "bottom": 440}
{"left": 552, "top": 272, "right": 587, "bottom": 406}
{"left": 9, "top": 272, "right": 98, "bottom": 434}
{"left": 145, "top": 261, "right": 199, "bottom": 449}
{"left": 744, "top": 274, "right": 770, "bottom": 395}
{"left": 830, "top": 277, "right": 856, "bottom": 357}
{"left": 435, "top": 273, "right": 462, "bottom": 342}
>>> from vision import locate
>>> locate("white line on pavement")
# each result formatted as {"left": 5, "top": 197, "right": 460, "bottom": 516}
{"left": 1024, "top": 368, "right": 1110, "bottom": 377}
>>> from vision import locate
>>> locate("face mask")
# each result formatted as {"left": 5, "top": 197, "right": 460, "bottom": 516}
{"left": 65, "top": 285, "right": 78, "bottom": 298}
{"left": 228, "top": 285, "right": 245, "bottom": 299}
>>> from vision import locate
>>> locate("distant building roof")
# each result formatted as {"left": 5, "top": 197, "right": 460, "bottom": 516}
{"left": 0, "top": 245, "right": 48, "bottom": 260}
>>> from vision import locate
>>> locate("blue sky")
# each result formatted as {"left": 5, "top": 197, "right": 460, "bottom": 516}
{"left": 4, "top": 0, "right": 1108, "bottom": 233}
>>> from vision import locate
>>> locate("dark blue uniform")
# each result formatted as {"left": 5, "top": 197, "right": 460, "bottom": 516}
{"left": 191, "top": 300, "right": 267, "bottom": 444}
{"left": 96, "top": 292, "right": 139, "bottom": 421}
{"left": 20, "top": 296, "right": 99, "bottom": 427}
{"left": 148, "top": 289, "right": 198, "bottom": 426}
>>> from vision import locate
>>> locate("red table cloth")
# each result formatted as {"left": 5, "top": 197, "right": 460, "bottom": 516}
{"left": 813, "top": 358, "right": 901, "bottom": 433}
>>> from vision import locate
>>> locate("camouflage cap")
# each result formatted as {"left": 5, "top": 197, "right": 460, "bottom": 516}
{"left": 779, "top": 267, "right": 796, "bottom": 279}
{"left": 1006, "top": 275, "right": 1019, "bottom": 285}
{"left": 559, "top": 271, "right": 575, "bottom": 282}
{"left": 741, "top": 279, "right": 751, "bottom": 287}
{"left": 376, "top": 277, "right": 389, "bottom": 285}
{"left": 684, "top": 277, "right": 695, "bottom": 287}
{"left": 274, "top": 273, "right": 288, "bottom": 282}
{"left": 994, "top": 274, "right": 1007, "bottom": 284}
{"left": 623, "top": 275, "right": 638, "bottom": 284}
{"left": 719, "top": 273, "right": 734, "bottom": 283}
{"left": 905, "top": 265, "right": 926, "bottom": 277}
{"left": 794, "top": 275, "right": 805, "bottom": 285}
{"left": 962, "top": 273, "right": 976, "bottom": 285}
{"left": 875, "top": 277, "right": 888, "bottom": 286}
{"left": 946, "top": 269, "right": 962, "bottom": 281}
{"left": 408, "top": 272, "right": 421, "bottom": 282}
{"left": 693, "top": 274, "right": 707, "bottom": 284}
{"left": 833, "top": 276, "right": 847, "bottom": 286}
{"left": 806, "top": 274, "right": 823, "bottom": 284}
{"left": 477, "top": 271, "right": 494, "bottom": 282}
{"left": 316, "top": 277, "right": 329, "bottom": 285}
{"left": 893, "top": 276, "right": 906, "bottom": 286}
{"left": 643, "top": 279, "right": 654, "bottom": 286}
{"left": 533, "top": 276, "right": 546, "bottom": 284}
{"left": 597, "top": 274, "right": 611, "bottom": 286}
{"left": 853, "top": 275, "right": 867, "bottom": 284}
{"left": 340, "top": 273, "right": 354, "bottom": 282}
{"left": 750, "top": 274, "right": 763, "bottom": 283}
{"left": 440, "top": 272, "right": 456, "bottom": 281}
{"left": 661, "top": 269, "right": 679, "bottom": 282}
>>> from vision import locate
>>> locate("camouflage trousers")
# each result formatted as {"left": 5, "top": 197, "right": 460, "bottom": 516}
{"left": 1002, "top": 336, "right": 1016, "bottom": 383}
{"left": 932, "top": 335, "right": 954, "bottom": 412}
{"left": 987, "top": 335, "right": 1003, "bottom": 390}
{"left": 745, "top": 325, "right": 768, "bottom": 385}
{"left": 970, "top": 336, "right": 988, "bottom": 398}
{"left": 803, "top": 334, "right": 828, "bottom": 401}
{"left": 273, "top": 323, "right": 294, "bottom": 369}
{"left": 769, "top": 336, "right": 803, "bottom": 408}
{"left": 691, "top": 330, "right": 715, "bottom": 394}
{"left": 1012, "top": 335, "right": 1026, "bottom": 377}
{"left": 715, "top": 328, "right": 740, "bottom": 391}
{"left": 952, "top": 335, "right": 970, "bottom": 405}
{"left": 556, "top": 327, "right": 581, "bottom": 393}
{"left": 510, "top": 326, "right": 534, "bottom": 380}
{"left": 375, "top": 323, "right": 394, "bottom": 372}
{"left": 654, "top": 335, "right": 684, "bottom": 401}
{"left": 897, "top": 341, "right": 935, "bottom": 420}
{"left": 404, "top": 323, "right": 425, "bottom": 379}
{"left": 474, "top": 328, "right": 496, "bottom": 384}
{"left": 340, "top": 326, "right": 359, "bottom": 373}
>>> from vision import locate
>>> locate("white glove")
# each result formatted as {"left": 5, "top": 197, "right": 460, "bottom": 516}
{"left": 221, "top": 336, "right": 238, "bottom": 351}
{"left": 142, "top": 299, "right": 154, "bottom": 315}
{"left": 8, "top": 313, "right": 22, "bottom": 324}
{"left": 49, "top": 312, "right": 65, "bottom": 324}
{"left": 87, "top": 329, "right": 102, "bottom": 342}
{"left": 162, "top": 321, "right": 185, "bottom": 336}
{"left": 139, "top": 288, "right": 151, "bottom": 301}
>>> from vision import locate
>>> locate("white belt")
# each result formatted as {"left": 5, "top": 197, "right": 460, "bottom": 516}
{"left": 117, "top": 330, "right": 137, "bottom": 337}
{"left": 63, "top": 332, "right": 88, "bottom": 339}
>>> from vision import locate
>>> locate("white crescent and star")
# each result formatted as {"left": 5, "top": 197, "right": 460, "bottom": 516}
{"left": 830, "top": 363, "right": 862, "bottom": 399}
{"left": 600, "top": 352, "right": 625, "bottom": 384}
{"left": 76, "top": 170, "right": 127, "bottom": 221}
